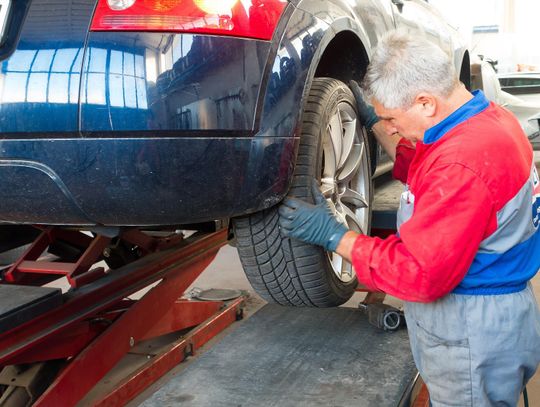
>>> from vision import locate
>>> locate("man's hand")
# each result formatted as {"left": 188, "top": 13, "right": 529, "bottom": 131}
{"left": 349, "top": 80, "right": 379, "bottom": 131}
{"left": 279, "top": 180, "right": 348, "bottom": 252}
{"left": 350, "top": 80, "right": 401, "bottom": 161}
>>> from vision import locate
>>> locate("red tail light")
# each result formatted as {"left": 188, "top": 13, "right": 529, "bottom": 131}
{"left": 90, "top": 0, "right": 288, "bottom": 40}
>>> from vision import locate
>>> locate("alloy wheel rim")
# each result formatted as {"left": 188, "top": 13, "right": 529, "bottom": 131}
{"left": 320, "top": 101, "right": 370, "bottom": 283}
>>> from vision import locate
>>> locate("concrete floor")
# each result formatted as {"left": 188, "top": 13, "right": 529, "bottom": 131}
{"left": 184, "top": 244, "right": 540, "bottom": 407}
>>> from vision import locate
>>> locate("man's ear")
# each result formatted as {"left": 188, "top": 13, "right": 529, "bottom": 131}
{"left": 414, "top": 93, "right": 436, "bottom": 117}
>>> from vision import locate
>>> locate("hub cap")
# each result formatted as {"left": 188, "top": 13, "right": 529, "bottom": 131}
{"left": 321, "top": 102, "right": 370, "bottom": 283}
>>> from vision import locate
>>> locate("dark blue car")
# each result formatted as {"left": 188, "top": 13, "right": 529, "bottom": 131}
{"left": 0, "top": 0, "right": 470, "bottom": 306}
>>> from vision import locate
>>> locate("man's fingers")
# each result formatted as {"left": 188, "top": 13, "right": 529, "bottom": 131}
{"left": 281, "top": 197, "right": 302, "bottom": 209}
{"left": 311, "top": 179, "right": 326, "bottom": 205}
{"left": 278, "top": 218, "right": 294, "bottom": 237}
{"left": 278, "top": 203, "right": 297, "bottom": 220}
{"left": 349, "top": 80, "right": 362, "bottom": 97}
{"left": 278, "top": 216, "right": 293, "bottom": 228}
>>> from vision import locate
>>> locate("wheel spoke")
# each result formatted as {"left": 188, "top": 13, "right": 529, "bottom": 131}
{"left": 338, "top": 118, "right": 356, "bottom": 169}
{"left": 341, "top": 258, "right": 353, "bottom": 277}
{"left": 323, "top": 129, "right": 337, "bottom": 179}
{"left": 341, "top": 187, "right": 369, "bottom": 209}
{"left": 328, "top": 111, "right": 343, "bottom": 168}
{"left": 327, "top": 199, "right": 339, "bottom": 217}
{"left": 329, "top": 251, "right": 353, "bottom": 282}
{"left": 331, "top": 254, "right": 343, "bottom": 278}
{"left": 342, "top": 204, "right": 367, "bottom": 235}
{"left": 320, "top": 178, "right": 335, "bottom": 198}
{"left": 337, "top": 142, "right": 364, "bottom": 183}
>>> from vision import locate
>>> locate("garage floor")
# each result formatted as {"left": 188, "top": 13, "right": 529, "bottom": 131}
{"left": 128, "top": 244, "right": 540, "bottom": 406}
{"left": 141, "top": 303, "right": 416, "bottom": 407}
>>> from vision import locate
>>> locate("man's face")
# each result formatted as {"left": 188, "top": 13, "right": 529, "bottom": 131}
{"left": 372, "top": 98, "right": 431, "bottom": 142}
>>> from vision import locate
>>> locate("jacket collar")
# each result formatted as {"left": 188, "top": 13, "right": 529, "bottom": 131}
{"left": 423, "top": 90, "right": 490, "bottom": 144}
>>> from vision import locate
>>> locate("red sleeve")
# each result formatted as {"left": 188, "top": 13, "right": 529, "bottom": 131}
{"left": 392, "top": 138, "right": 416, "bottom": 183}
{"left": 352, "top": 164, "right": 497, "bottom": 302}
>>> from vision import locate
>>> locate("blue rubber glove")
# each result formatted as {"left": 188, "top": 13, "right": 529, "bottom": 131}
{"left": 349, "top": 80, "right": 380, "bottom": 131}
{"left": 279, "top": 180, "right": 348, "bottom": 252}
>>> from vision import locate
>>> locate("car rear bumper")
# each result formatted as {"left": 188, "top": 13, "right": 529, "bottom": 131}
{"left": 0, "top": 134, "right": 298, "bottom": 226}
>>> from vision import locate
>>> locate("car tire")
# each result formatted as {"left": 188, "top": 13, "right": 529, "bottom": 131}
{"left": 233, "top": 78, "right": 372, "bottom": 307}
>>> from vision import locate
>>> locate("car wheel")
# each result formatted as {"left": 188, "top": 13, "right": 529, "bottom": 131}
{"left": 233, "top": 78, "right": 372, "bottom": 307}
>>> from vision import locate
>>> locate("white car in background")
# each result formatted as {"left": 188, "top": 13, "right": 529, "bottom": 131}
{"left": 498, "top": 72, "right": 540, "bottom": 105}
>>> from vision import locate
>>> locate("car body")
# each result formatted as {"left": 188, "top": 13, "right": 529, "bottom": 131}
{"left": 0, "top": 0, "right": 469, "bottom": 307}
{"left": 0, "top": 0, "right": 469, "bottom": 227}
{"left": 498, "top": 72, "right": 540, "bottom": 104}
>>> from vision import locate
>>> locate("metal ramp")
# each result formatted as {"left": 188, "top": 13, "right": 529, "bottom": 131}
{"left": 0, "top": 228, "right": 246, "bottom": 406}
{"left": 0, "top": 285, "right": 62, "bottom": 335}
{"left": 141, "top": 304, "right": 418, "bottom": 407}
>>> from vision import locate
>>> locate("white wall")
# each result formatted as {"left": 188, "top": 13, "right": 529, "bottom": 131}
{"left": 430, "top": 0, "right": 540, "bottom": 72}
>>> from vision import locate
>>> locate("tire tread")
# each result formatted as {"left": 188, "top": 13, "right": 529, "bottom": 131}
{"left": 233, "top": 78, "right": 368, "bottom": 307}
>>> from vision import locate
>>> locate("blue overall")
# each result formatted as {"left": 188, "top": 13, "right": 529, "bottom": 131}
{"left": 405, "top": 286, "right": 540, "bottom": 406}
{"left": 397, "top": 92, "right": 540, "bottom": 406}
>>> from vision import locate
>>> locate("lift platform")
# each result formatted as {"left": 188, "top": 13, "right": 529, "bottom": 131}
{"left": 141, "top": 304, "right": 422, "bottom": 407}
{"left": 0, "top": 176, "right": 428, "bottom": 406}
{"left": 0, "top": 227, "right": 245, "bottom": 406}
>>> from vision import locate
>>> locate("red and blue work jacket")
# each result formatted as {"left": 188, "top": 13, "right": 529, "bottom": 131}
{"left": 352, "top": 90, "right": 540, "bottom": 302}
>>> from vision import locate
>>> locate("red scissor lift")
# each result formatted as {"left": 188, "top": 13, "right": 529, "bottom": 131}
{"left": 0, "top": 226, "right": 244, "bottom": 406}
{"left": 0, "top": 179, "right": 431, "bottom": 407}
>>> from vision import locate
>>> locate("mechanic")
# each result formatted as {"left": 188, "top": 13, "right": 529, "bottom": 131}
{"left": 279, "top": 30, "right": 540, "bottom": 406}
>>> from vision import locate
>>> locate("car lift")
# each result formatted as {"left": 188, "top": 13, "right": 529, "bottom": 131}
{"left": 0, "top": 178, "right": 429, "bottom": 407}
{"left": 0, "top": 226, "right": 244, "bottom": 406}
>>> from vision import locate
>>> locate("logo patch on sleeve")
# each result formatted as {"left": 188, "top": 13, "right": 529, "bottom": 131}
{"left": 532, "top": 166, "right": 540, "bottom": 228}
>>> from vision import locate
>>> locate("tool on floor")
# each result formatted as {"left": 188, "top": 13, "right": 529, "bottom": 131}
{"left": 358, "top": 302, "right": 406, "bottom": 331}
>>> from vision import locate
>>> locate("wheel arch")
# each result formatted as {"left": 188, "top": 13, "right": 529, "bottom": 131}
{"left": 256, "top": 12, "right": 372, "bottom": 135}
{"left": 313, "top": 30, "right": 370, "bottom": 85}
{"left": 254, "top": 10, "right": 375, "bottom": 205}
{"left": 459, "top": 50, "right": 471, "bottom": 90}
{"left": 294, "top": 26, "right": 373, "bottom": 170}
{"left": 309, "top": 30, "right": 376, "bottom": 171}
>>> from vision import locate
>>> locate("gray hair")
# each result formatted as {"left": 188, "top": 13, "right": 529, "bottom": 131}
{"left": 363, "top": 30, "right": 459, "bottom": 109}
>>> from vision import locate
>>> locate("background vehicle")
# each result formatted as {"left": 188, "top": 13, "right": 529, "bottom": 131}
{"left": 498, "top": 72, "right": 540, "bottom": 104}
{"left": 0, "top": 0, "right": 469, "bottom": 307}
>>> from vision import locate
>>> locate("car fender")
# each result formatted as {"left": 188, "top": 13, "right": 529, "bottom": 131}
{"left": 255, "top": 4, "right": 374, "bottom": 197}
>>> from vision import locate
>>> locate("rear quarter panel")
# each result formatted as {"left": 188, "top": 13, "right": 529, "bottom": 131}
{"left": 0, "top": 0, "right": 94, "bottom": 134}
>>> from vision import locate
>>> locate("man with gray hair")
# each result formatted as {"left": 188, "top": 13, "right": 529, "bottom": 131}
{"left": 279, "top": 30, "right": 540, "bottom": 406}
